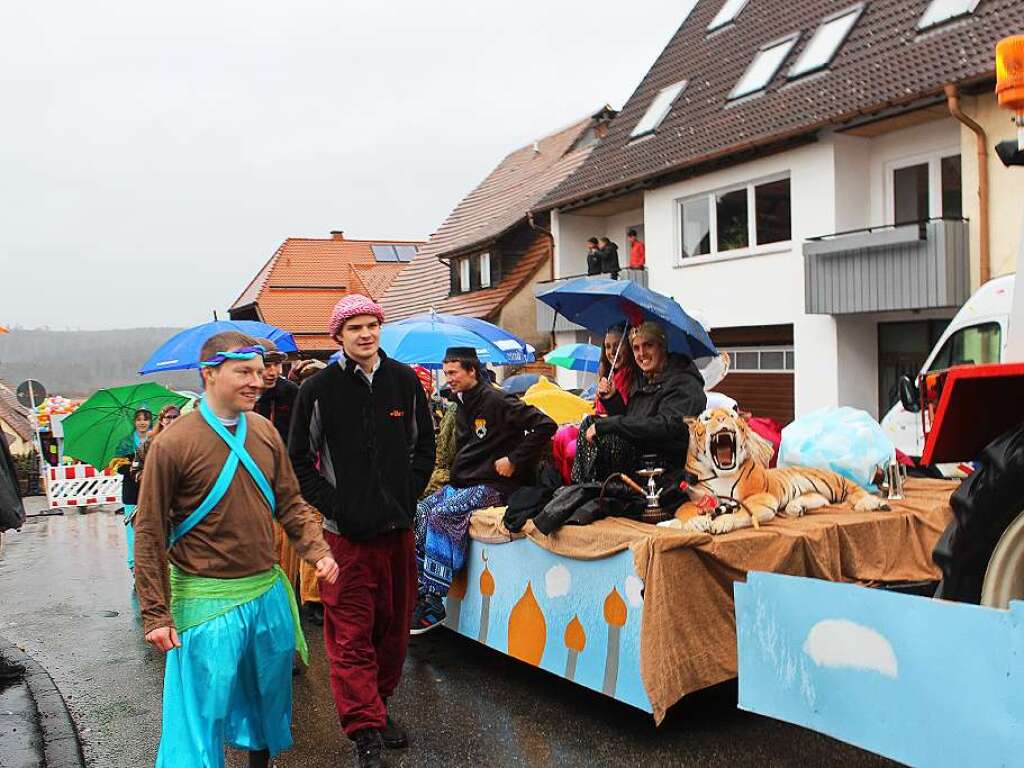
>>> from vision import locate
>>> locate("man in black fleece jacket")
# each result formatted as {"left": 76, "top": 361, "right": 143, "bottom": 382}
{"left": 288, "top": 294, "right": 435, "bottom": 768}
{"left": 411, "top": 347, "right": 556, "bottom": 636}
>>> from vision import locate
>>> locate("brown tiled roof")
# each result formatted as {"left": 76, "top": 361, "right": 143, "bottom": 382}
{"left": 381, "top": 112, "right": 604, "bottom": 321}
{"left": 230, "top": 236, "right": 421, "bottom": 345}
{"left": 435, "top": 234, "right": 551, "bottom": 318}
{"left": 0, "top": 378, "right": 32, "bottom": 442}
{"left": 541, "top": 0, "right": 1020, "bottom": 209}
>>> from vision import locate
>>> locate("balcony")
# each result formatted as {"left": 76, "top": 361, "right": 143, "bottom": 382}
{"left": 534, "top": 268, "right": 649, "bottom": 333}
{"left": 803, "top": 218, "right": 970, "bottom": 315}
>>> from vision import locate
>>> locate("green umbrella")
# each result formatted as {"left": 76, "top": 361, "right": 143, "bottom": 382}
{"left": 61, "top": 383, "right": 188, "bottom": 468}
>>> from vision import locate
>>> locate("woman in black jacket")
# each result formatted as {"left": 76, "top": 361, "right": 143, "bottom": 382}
{"left": 572, "top": 321, "right": 706, "bottom": 481}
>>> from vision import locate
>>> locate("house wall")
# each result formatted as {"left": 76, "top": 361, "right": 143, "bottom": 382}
{"left": 959, "top": 92, "right": 1024, "bottom": 283}
{"left": 1, "top": 421, "right": 31, "bottom": 456}
{"left": 497, "top": 260, "right": 554, "bottom": 355}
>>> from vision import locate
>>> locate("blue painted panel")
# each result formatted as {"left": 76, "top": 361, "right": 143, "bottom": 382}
{"left": 445, "top": 537, "right": 651, "bottom": 712}
{"left": 736, "top": 572, "right": 1024, "bottom": 767}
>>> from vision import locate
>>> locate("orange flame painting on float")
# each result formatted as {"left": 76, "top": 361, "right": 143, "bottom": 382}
{"left": 446, "top": 569, "right": 468, "bottom": 631}
{"left": 602, "top": 587, "right": 628, "bottom": 696}
{"left": 507, "top": 582, "right": 547, "bottom": 666}
{"left": 563, "top": 615, "right": 587, "bottom": 681}
{"left": 478, "top": 550, "right": 495, "bottom": 643}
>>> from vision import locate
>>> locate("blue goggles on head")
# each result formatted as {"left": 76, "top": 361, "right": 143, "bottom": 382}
{"left": 198, "top": 344, "right": 267, "bottom": 368}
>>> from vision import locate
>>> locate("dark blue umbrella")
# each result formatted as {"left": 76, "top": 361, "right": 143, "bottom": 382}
{"left": 502, "top": 373, "right": 542, "bottom": 395}
{"left": 138, "top": 320, "right": 298, "bottom": 374}
{"left": 536, "top": 277, "right": 717, "bottom": 359}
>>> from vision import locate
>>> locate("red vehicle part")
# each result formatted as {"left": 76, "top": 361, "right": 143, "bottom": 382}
{"left": 919, "top": 362, "right": 1024, "bottom": 465}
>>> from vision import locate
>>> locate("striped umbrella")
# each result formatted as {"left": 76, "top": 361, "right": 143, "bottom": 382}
{"left": 544, "top": 343, "right": 601, "bottom": 373}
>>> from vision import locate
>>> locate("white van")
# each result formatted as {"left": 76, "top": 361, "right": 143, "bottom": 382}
{"left": 881, "top": 273, "right": 1015, "bottom": 463}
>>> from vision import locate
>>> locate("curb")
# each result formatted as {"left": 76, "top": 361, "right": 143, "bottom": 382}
{"left": 0, "top": 638, "right": 86, "bottom": 768}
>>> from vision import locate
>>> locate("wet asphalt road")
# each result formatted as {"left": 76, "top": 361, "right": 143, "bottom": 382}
{"left": 0, "top": 505, "right": 901, "bottom": 767}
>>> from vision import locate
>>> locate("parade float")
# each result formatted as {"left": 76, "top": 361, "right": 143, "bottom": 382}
{"left": 427, "top": 277, "right": 959, "bottom": 723}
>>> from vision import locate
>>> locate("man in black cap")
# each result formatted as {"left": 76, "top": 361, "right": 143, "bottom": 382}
{"left": 254, "top": 339, "right": 298, "bottom": 446}
{"left": 411, "top": 346, "right": 556, "bottom": 635}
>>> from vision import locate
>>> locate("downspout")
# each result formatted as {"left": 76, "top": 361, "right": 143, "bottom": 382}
{"left": 945, "top": 84, "right": 991, "bottom": 284}
{"left": 527, "top": 211, "right": 558, "bottom": 350}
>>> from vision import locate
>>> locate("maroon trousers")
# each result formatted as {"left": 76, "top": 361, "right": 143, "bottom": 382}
{"left": 320, "top": 528, "right": 416, "bottom": 736}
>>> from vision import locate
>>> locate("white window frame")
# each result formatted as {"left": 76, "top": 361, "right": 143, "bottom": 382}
{"left": 630, "top": 80, "right": 687, "bottom": 139}
{"left": 788, "top": 4, "right": 864, "bottom": 80}
{"left": 884, "top": 148, "right": 961, "bottom": 225}
{"left": 707, "top": 0, "right": 750, "bottom": 32}
{"left": 728, "top": 33, "right": 800, "bottom": 100}
{"left": 674, "top": 172, "right": 792, "bottom": 266}
{"left": 459, "top": 257, "right": 470, "bottom": 293}
{"left": 479, "top": 252, "right": 491, "bottom": 288}
{"left": 719, "top": 346, "right": 795, "bottom": 373}
{"left": 917, "top": 0, "right": 981, "bottom": 31}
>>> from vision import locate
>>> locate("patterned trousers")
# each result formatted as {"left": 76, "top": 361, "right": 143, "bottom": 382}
{"left": 415, "top": 484, "right": 504, "bottom": 597}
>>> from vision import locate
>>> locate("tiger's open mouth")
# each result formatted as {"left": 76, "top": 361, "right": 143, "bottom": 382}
{"left": 709, "top": 428, "right": 737, "bottom": 470}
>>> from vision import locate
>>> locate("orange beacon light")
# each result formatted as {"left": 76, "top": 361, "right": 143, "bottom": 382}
{"left": 996, "top": 35, "right": 1024, "bottom": 149}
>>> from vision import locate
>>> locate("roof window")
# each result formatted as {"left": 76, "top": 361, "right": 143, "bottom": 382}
{"left": 788, "top": 5, "right": 864, "bottom": 78}
{"left": 630, "top": 80, "right": 687, "bottom": 138}
{"left": 917, "top": 0, "right": 981, "bottom": 30}
{"left": 707, "top": 0, "right": 750, "bottom": 31}
{"left": 729, "top": 34, "right": 799, "bottom": 100}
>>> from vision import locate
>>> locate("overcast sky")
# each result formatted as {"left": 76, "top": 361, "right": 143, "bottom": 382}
{"left": 1, "top": 1, "right": 696, "bottom": 330}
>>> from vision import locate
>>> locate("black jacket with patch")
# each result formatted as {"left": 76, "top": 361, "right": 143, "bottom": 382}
{"left": 288, "top": 351, "right": 436, "bottom": 541}
{"left": 450, "top": 382, "right": 557, "bottom": 493}
{"left": 255, "top": 376, "right": 299, "bottom": 446}
{"left": 597, "top": 353, "right": 706, "bottom": 469}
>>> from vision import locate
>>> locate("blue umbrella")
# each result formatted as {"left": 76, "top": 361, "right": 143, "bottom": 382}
{"left": 376, "top": 313, "right": 533, "bottom": 369}
{"left": 138, "top": 320, "right": 298, "bottom": 374}
{"left": 544, "top": 342, "right": 601, "bottom": 373}
{"left": 536, "top": 277, "right": 717, "bottom": 359}
{"left": 501, "top": 374, "right": 542, "bottom": 395}
{"left": 400, "top": 313, "right": 534, "bottom": 365}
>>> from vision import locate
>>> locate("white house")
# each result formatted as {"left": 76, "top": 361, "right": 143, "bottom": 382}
{"left": 537, "top": 0, "right": 1024, "bottom": 425}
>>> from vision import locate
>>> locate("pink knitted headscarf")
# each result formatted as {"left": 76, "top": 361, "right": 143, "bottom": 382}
{"left": 328, "top": 294, "right": 385, "bottom": 337}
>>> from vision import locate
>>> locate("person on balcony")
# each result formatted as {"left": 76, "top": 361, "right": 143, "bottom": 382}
{"left": 572, "top": 321, "right": 706, "bottom": 482}
{"left": 597, "top": 236, "right": 621, "bottom": 279}
{"left": 628, "top": 229, "right": 646, "bottom": 270}
{"left": 586, "top": 237, "right": 602, "bottom": 276}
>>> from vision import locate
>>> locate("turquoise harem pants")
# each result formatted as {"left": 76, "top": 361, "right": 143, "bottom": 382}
{"left": 155, "top": 579, "right": 296, "bottom": 767}
{"left": 123, "top": 504, "right": 136, "bottom": 571}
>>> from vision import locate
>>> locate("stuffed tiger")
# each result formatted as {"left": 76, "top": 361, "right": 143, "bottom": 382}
{"left": 668, "top": 407, "right": 889, "bottom": 535}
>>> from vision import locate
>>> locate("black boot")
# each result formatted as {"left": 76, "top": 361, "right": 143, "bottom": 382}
{"left": 352, "top": 728, "right": 385, "bottom": 768}
{"left": 0, "top": 658, "right": 25, "bottom": 684}
{"left": 248, "top": 748, "right": 270, "bottom": 768}
{"left": 380, "top": 706, "right": 409, "bottom": 749}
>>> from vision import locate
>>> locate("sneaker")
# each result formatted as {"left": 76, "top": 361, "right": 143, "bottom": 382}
{"left": 380, "top": 712, "right": 409, "bottom": 750}
{"left": 352, "top": 729, "right": 385, "bottom": 768}
{"left": 409, "top": 596, "right": 446, "bottom": 636}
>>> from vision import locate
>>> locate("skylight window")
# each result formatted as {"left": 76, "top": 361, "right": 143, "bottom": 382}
{"left": 789, "top": 5, "right": 864, "bottom": 78}
{"left": 917, "top": 0, "right": 981, "bottom": 30}
{"left": 707, "top": 0, "right": 749, "bottom": 32}
{"left": 729, "top": 34, "right": 799, "bottom": 100}
{"left": 630, "top": 80, "right": 687, "bottom": 138}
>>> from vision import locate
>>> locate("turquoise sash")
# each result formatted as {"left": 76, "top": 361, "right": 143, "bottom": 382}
{"left": 169, "top": 400, "right": 276, "bottom": 546}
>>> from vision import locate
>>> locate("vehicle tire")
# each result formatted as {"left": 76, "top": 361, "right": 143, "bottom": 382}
{"left": 933, "top": 420, "right": 1024, "bottom": 604}
{"left": 980, "top": 509, "right": 1024, "bottom": 608}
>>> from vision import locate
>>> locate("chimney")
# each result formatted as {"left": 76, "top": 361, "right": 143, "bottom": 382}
{"left": 330, "top": 230, "right": 345, "bottom": 240}
{"left": 532, "top": 141, "right": 540, "bottom": 154}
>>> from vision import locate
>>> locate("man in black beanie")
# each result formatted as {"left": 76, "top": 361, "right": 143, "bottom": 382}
{"left": 410, "top": 347, "right": 556, "bottom": 635}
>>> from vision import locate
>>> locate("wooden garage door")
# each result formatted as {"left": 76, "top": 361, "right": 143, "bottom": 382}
{"left": 710, "top": 324, "right": 795, "bottom": 425}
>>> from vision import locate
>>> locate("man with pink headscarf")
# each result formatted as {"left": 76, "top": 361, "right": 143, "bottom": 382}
{"left": 288, "top": 294, "right": 435, "bottom": 768}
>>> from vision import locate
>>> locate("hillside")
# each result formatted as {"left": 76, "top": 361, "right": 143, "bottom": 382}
{"left": 0, "top": 328, "right": 201, "bottom": 397}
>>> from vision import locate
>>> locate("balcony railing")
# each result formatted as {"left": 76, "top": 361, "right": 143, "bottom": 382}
{"left": 534, "top": 268, "right": 649, "bottom": 333}
{"left": 803, "top": 218, "right": 970, "bottom": 315}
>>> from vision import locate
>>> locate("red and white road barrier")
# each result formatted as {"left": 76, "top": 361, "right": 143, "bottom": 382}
{"left": 45, "top": 464, "right": 123, "bottom": 509}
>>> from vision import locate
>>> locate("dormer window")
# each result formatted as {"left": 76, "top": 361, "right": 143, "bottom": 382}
{"left": 453, "top": 251, "right": 496, "bottom": 294}
{"left": 630, "top": 81, "right": 687, "bottom": 138}
{"left": 707, "top": 0, "right": 750, "bottom": 32}
{"left": 729, "top": 33, "right": 800, "bottom": 100}
{"left": 917, "top": 0, "right": 981, "bottom": 30}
